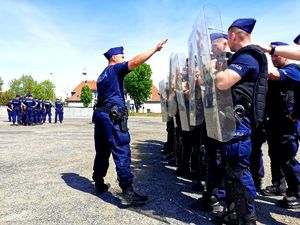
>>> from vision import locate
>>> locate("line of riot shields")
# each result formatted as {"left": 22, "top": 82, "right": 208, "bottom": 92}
{"left": 159, "top": 6, "right": 235, "bottom": 143}
{"left": 159, "top": 5, "right": 236, "bottom": 181}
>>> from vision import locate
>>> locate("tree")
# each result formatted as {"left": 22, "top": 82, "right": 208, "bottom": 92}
{"left": 0, "top": 76, "right": 3, "bottom": 92}
{"left": 80, "top": 84, "right": 93, "bottom": 107}
{"left": 125, "top": 63, "right": 153, "bottom": 112}
{"left": 8, "top": 75, "right": 55, "bottom": 101}
{"left": 0, "top": 90, "right": 14, "bottom": 106}
{"left": 33, "top": 80, "right": 56, "bottom": 101}
{"left": 9, "top": 74, "right": 38, "bottom": 97}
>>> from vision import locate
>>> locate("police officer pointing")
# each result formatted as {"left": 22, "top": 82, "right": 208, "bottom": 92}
{"left": 93, "top": 39, "right": 167, "bottom": 206}
{"left": 213, "top": 18, "right": 268, "bottom": 224}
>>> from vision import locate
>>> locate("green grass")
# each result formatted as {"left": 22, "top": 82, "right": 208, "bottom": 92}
{"left": 128, "top": 112, "right": 162, "bottom": 117}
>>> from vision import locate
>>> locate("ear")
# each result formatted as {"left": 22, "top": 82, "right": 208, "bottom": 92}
{"left": 111, "top": 55, "right": 116, "bottom": 62}
{"left": 223, "top": 41, "right": 228, "bottom": 50}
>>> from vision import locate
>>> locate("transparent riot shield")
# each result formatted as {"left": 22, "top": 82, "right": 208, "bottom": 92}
{"left": 196, "top": 5, "right": 236, "bottom": 142}
{"left": 159, "top": 79, "right": 170, "bottom": 122}
{"left": 188, "top": 28, "right": 205, "bottom": 127}
{"left": 168, "top": 53, "right": 178, "bottom": 118}
{"left": 174, "top": 52, "right": 190, "bottom": 131}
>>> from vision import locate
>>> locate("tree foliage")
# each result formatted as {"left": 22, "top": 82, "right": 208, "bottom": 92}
{"left": 32, "top": 80, "right": 56, "bottom": 101}
{"left": 80, "top": 84, "right": 93, "bottom": 107}
{"left": 125, "top": 63, "right": 153, "bottom": 112}
{"left": 9, "top": 75, "right": 38, "bottom": 97}
{"left": 0, "top": 90, "right": 14, "bottom": 106}
{"left": 8, "top": 75, "right": 55, "bottom": 101}
{"left": 0, "top": 76, "right": 3, "bottom": 92}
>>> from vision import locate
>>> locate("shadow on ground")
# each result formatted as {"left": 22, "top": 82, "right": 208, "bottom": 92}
{"left": 61, "top": 139, "right": 300, "bottom": 225}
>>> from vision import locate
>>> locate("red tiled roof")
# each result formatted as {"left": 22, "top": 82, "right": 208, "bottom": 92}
{"left": 145, "top": 85, "right": 160, "bottom": 102}
{"left": 66, "top": 80, "right": 96, "bottom": 102}
{"left": 66, "top": 80, "right": 160, "bottom": 103}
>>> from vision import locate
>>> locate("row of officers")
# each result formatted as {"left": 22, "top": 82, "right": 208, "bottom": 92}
{"left": 6, "top": 94, "right": 64, "bottom": 125}
{"left": 161, "top": 20, "right": 300, "bottom": 224}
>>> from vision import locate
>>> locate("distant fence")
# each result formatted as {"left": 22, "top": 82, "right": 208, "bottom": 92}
{"left": 0, "top": 106, "right": 94, "bottom": 118}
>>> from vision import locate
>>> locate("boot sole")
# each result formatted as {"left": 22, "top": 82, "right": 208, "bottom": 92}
{"left": 121, "top": 199, "right": 147, "bottom": 207}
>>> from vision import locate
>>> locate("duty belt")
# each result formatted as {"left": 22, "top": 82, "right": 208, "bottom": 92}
{"left": 96, "top": 106, "right": 111, "bottom": 114}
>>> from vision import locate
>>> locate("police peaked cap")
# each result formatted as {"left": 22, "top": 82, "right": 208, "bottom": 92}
{"left": 103, "top": 46, "right": 124, "bottom": 60}
{"left": 270, "top": 41, "right": 289, "bottom": 46}
{"left": 210, "top": 32, "right": 228, "bottom": 42}
{"left": 294, "top": 34, "right": 300, "bottom": 44}
{"left": 228, "top": 18, "right": 256, "bottom": 34}
{"left": 27, "top": 93, "right": 33, "bottom": 97}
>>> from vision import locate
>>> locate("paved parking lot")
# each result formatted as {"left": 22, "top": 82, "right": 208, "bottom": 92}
{"left": 0, "top": 116, "right": 299, "bottom": 225}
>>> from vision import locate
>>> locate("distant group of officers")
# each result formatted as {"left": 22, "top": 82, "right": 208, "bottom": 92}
{"left": 160, "top": 18, "right": 300, "bottom": 224}
{"left": 6, "top": 94, "right": 64, "bottom": 126}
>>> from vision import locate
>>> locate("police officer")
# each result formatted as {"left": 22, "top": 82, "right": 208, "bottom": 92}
{"left": 43, "top": 99, "right": 52, "bottom": 123}
{"left": 54, "top": 98, "right": 64, "bottom": 123}
{"left": 33, "top": 98, "right": 42, "bottom": 125}
{"left": 19, "top": 96, "right": 26, "bottom": 125}
{"left": 213, "top": 18, "right": 268, "bottom": 224}
{"left": 23, "top": 94, "right": 36, "bottom": 126}
{"left": 11, "top": 94, "right": 22, "bottom": 126}
{"left": 260, "top": 41, "right": 300, "bottom": 209}
{"left": 93, "top": 39, "right": 167, "bottom": 206}
{"left": 6, "top": 99, "right": 13, "bottom": 122}
{"left": 191, "top": 32, "right": 230, "bottom": 212}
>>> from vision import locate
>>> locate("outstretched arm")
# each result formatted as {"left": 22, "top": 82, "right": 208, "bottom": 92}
{"left": 257, "top": 44, "right": 300, "bottom": 61}
{"left": 128, "top": 39, "right": 168, "bottom": 71}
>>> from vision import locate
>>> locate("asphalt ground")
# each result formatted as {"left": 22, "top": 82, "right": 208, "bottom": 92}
{"left": 0, "top": 116, "right": 299, "bottom": 225}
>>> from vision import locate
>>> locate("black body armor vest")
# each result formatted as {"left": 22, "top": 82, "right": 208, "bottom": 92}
{"left": 227, "top": 45, "right": 268, "bottom": 127}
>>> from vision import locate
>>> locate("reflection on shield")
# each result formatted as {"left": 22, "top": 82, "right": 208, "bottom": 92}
{"left": 159, "top": 79, "right": 170, "bottom": 122}
{"left": 188, "top": 28, "right": 205, "bottom": 127}
{"left": 195, "top": 4, "right": 236, "bottom": 142}
{"left": 168, "top": 53, "right": 178, "bottom": 118}
{"left": 174, "top": 52, "right": 190, "bottom": 131}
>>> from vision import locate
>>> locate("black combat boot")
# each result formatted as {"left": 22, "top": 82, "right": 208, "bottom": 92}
{"left": 190, "top": 192, "right": 223, "bottom": 212}
{"left": 120, "top": 186, "right": 148, "bottom": 206}
{"left": 95, "top": 183, "right": 110, "bottom": 195}
{"left": 277, "top": 187, "right": 300, "bottom": 209}
{"left": 277, "top": 196, "right": 300, "bottom": 209}
{"left": 212, "top": 203, "right": 238, "bottom": 225}
{"left": 260, "top": 183, "right": 286, "bottom": 196}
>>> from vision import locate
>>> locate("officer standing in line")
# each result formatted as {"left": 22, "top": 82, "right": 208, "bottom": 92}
{"left": 33, "top": 97, "right": 42, "bottom": 125}
{"left": 6, "top": 99, "right": 13, "bottom": 122}
{"left": 55, "top": 98, "right": 64, "bottom": 123}
{"left": 40, "top": 99, "right": 45, "bottom": 124}
{"left": 11, "top": 94, "right": 22, "bottom": 126}
{"left": 93, "top": 39, "right": 167, "bottom": 206}
{"left": 213, "top": 18, "right": 268, "bottom": 224}
{"left": 260, "top": 41, "right": 300, "bottom": 209}
{"left": 23, "top": 94, "right": 36, "bottom": 126}
{"left": 43, "top": 99, "right": 52, "bottom": 123}
{"left": 191, "top": 32, "right": 230, "bottom": 212}
{"left": 20, "top": 96, "right": 26, "bottom": 125}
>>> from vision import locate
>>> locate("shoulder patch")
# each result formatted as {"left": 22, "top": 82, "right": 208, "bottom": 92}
{"left": 230, "top": 64, "right": 242, "bottom": 70}
{"left": 97, "top": 72, "right": 107, "bottom": 83}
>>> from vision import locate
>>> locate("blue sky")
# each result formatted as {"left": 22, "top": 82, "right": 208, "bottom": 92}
{"left": 0, "top": 0, "right": 299, "bottom": 98}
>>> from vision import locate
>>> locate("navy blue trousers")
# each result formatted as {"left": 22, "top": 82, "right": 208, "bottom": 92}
{"left": 93, "top": 110, "right": 133, "bottom": 189}
{"left": 220, "top": 117, "right": 256, "bottom": 218}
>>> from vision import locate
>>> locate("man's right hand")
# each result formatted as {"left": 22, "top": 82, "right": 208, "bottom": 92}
{"left": 156, "top": 39, "right": 168, "bottom": 52}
